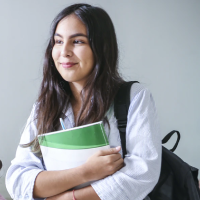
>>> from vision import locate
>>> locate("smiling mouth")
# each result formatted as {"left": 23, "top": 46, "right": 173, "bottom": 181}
{"left": 61, "top": 63, "right": 78, "bottom": 68}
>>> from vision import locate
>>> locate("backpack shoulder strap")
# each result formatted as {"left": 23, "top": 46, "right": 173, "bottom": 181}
{"left": 114, "top": 81, "right": 139, "bottom": 159}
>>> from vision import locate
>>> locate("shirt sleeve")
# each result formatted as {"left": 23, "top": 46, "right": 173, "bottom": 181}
{"left": 91, "top": 84, "right": 162, "bottom": 200}
{"left": 6, "top": 104, "right": 45, "bottom": 200}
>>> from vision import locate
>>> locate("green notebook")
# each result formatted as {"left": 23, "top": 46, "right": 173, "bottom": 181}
{"left": 39, "top": 121, "right": 109, "bottom": 150}
{"left": 38, "top": 121, "right": 110, "bottom": 189}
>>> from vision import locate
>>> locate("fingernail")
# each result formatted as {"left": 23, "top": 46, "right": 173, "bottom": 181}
{"left": 115, "top": 146, "right": 121, "bottom": 151}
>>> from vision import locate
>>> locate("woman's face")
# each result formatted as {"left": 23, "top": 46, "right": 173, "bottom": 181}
{"left": 52, "top": 14, "right": 95, "bottom": 86}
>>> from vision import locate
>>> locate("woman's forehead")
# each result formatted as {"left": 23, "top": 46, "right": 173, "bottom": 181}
{"left": 55, "top": 14, "right": 87, "bottom": 36}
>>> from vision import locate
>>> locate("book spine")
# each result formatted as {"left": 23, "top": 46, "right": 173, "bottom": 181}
{"left": 100, "top": 123, "right": 109, "bottom": 145}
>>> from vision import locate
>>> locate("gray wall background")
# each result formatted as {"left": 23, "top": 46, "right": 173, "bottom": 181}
{"left": 0, "top": 0, "right": 199, "bottom": 198}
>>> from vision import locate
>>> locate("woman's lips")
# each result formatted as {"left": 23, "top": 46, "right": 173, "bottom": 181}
{"left": 61, "top": 62, "right": 77, "bottom": 68}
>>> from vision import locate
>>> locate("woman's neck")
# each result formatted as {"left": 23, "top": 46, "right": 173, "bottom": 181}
{"left": 69, "top": 82, "right": 83, "bottom": 103}
{"left": 69, "top": 82, "right": 83, "bottom": 122}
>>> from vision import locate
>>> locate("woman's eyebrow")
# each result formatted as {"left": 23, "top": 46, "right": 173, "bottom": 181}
{"left": 54, "top": 33, "right": 87, "bottom": 38}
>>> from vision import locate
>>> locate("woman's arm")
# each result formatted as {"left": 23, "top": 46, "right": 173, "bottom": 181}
{"left": 46, "top": 186, "right": 100, "bottom": 200}
{"left": 7, "top": 135, "right": 122, "bottom": 200}
{"left": 89, "top": 84, "right": 162, "bottom": 200}
{"left": 33, "top": 147, "right": 123, "bottom": 198}
{"left": 6, "top": 105, "right": 123, "bottom": 200}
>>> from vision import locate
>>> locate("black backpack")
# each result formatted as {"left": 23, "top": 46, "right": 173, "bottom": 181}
{"left": 114, "top": 81, "right": 200, "bottom": 200}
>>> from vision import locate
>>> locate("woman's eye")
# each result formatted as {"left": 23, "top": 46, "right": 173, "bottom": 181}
{"left": 55, "top": 40, "right": 63, "bottom": 44}
{"left": 73, "top": 40, "right": 84, "bottom": 44}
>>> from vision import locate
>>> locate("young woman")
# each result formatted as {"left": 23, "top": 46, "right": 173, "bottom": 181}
{"left": 6, "top": 3, "right": 161, "bottom": 200}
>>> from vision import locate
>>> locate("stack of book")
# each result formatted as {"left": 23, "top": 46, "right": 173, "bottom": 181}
{"left": 38, "top": 121, "right": 109, "bottom": 189}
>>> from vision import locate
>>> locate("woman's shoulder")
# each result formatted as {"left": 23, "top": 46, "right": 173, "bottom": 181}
{"left": 128, "top": 82, "right": 157, "bottom": 115}
{"left": 25, "top": 103, "right": 38, "bottom": 123}
{"left": 19, "top": 103, "right": 39, "bottom": 143}
{"left": 129, "top": 82, "right": 152, "bottom": 101}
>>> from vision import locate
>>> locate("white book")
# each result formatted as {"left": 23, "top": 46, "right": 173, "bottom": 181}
{"left": 38, "top": 121, "right": 109, "bottom": 189}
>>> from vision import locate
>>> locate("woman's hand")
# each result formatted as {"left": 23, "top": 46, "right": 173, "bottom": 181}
{"left": 35, "top": 147, "right": 123, "bottom": 199}
{"left": 82, "top": 146, "right": 124, "bottom": 182}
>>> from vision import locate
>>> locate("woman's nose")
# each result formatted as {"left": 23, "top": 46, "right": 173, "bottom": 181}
{"left": 61, "top": 45, "right": 73, "bottom": 57}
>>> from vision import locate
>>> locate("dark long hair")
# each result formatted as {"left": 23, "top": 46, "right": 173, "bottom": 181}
{"left": 24, "top": 3, "right": 124, "bottom": 154}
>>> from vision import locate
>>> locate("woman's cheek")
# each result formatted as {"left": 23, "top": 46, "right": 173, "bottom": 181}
{"left": 52, "top": 47, "right": 60, "bottom": 61}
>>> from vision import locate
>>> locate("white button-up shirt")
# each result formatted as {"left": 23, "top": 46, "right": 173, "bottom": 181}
{"left": 6, "top": 83, "right": 161, "bottom": 200}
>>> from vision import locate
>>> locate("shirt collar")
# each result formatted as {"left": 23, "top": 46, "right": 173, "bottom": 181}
{"left": 63, "top": 102, "right": 73, "bottom": 117}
